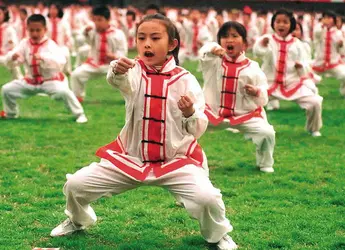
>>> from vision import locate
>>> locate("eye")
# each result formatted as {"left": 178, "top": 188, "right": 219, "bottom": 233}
{"left": 152, "top": 37, "right": 160, "bottom": 40}
{"left": 137, "top": 37, "right": 145, "bottom": 40}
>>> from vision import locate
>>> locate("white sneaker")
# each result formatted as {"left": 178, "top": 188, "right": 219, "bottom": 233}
{"left": 50, "top": 218, "right": 85, "bottom": 237}
{"left": 311, "top": 131, "right": 322, "bottom": 137}
{"left": 217, "top": 235, "right": 238, "bottom": 250}
{"left": 260, "top": 167, "right": 274, "bottom": 173}
{"left": 175, "top": 201, "right": 185, "bottom": 208}
{"left": 225, "top": 128, "right": 240, "bottom": 133}
{"left": 76, "top": 114, "right": 88, "bottom": 123}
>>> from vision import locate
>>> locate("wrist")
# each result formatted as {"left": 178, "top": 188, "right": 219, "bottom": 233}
{"left": 183, "top": 108, "right": 195, "bottom": 118}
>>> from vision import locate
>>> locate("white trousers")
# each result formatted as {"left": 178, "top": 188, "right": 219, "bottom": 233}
{"left": 0, "top": 55, "right": 23, "bottom": 80}
{"left": 327, "top": 64, "right": 345, "bottom": 96}
{"left": 63, "top": 159, "right": 232, "bottom": 243}
{"left": 1, "top": 78, "right": 84, "bottom": 118}
{"left": 230, "top": 117, "right": 275, "bottom": 169}
{"left": 70, "top": 63, "right": 107, "bottom": 98}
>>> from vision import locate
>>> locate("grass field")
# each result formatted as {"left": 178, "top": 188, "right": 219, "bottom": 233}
{"left": 0, "top": 51, "right": 345, "bottom": 250}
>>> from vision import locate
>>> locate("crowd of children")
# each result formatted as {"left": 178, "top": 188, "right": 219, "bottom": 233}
{"left": 1, "top": 2, "right": 345, "bottom": 250}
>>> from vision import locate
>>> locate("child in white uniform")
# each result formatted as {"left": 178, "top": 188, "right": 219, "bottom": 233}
{"left": 0, "top": 14, "right": 87, "bottom": 123}
{"left": 50, "top": 14, "right": 238, "bottom": 250}
{"left": 254, "top": 9, "right": 323, "bottom": 137}
{"left": 200, "top": 21, "right": 275, "bottom": 173}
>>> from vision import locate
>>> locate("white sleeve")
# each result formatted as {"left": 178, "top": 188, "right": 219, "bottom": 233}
{"left": 253, "top": 35, "right": 272, "bottom": 58}
{"left": 250, "top": 64, "right": 269, "bottom": 107}
{"left": 39, "top": 41, "right": 67, "bottom": 69}
{"left": 114, "top": 30, "right": 128, "bottom": 58}
{"left": 5, "top": 39, "right": 26, "bottom": 67}
{"left": 181, "top": 74, "right": 208, "bottom": 139}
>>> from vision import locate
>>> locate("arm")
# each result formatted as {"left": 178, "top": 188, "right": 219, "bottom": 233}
{"left": 248, "top": 66, "right": 269, "bottom": 107}
{"left": 253, "top": 35, "right": 271, "bottom": 58}
{"left": 5, "top": 39, "right": 26, "bottom": 67}
{"left": 180, "top": 74, "right": 208, "bottom": 139}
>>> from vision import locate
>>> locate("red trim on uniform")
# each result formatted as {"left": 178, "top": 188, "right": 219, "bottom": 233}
{"left": 192, "top": 23, "right": 199, "bottom": 56}
{"left": 99, "top": 31, "right": 107, "bottom": 65}
{"left": 24, "top": 72, "right": 64, "bottom": 85}
{"left": 51, "top": 18, "right": 58, "bottom": 43}
{"left": 128, "top": 21, "right": 134, "bottom": 48}
{"left": 21, "top": 20, "right": 26, "bottom": 40}
{"left": 204, "top": 104, "right": 224, "bottom": 126}
{"left": 312, "top": 59, "right": 342, "bottom": 72}
{"left": 0, "top": 25, "right": 3, "bottom": 55}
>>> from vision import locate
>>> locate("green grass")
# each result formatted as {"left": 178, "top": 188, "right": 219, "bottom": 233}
{"left": 0, "top": 51, "right": 344, "bottom": 250}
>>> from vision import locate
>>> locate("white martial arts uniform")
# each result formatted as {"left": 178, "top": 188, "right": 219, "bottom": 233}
{"left": 62, "top": 56, "right": 233, "bottom": 243}
{"left": 70, "top": 25, "right": 128, "bottom": 100}
{"left": 312, "top": 25, "right": 345, "bottom": 96}
{"left": 1, "top": 37, "right": 85, "bottom": 118}
{"left": 200, "top": 42, "right": 275, "bottom": 170}
{"left": 0, "top": 22, "right": 23, "bottom": 79}
{"left": 254, "top": 34, "right": 323, "bottom": 133}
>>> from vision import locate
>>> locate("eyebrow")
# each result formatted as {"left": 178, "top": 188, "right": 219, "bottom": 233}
{"left": 137, "top": 32, "right": 162, "bottom": 36}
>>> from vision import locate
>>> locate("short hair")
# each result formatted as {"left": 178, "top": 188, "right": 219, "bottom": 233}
{"left": 322, "top": 10, "right": 337, "bottom": 25}
{"left": 48, "top": 4, "right": 64, "bottom": 19}
{"left": 271, "top": 9, "right": 296, "bottom": 34}
{"left": 19, "top": 8, "right": 28, "bottom": 16}
{"left": 126, "top": 10, "right": 136, "bottom": 20}
{"left": 92, "top": 5, "right": 111, "bottom": 20}
{"left": 0, "top": 6, "right": 10, "bottom": 22}
{"left": 217, "top": 21, "right": 247, "bottom": 44}
{"left": 145, "top": 3, "right": 160, "bottom": 14}
{"left": 27, "top": 14, "right": 46, "bottom": 26}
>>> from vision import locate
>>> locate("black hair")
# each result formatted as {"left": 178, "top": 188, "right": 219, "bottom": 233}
{"left": 48, "top": 3, "right": 64, "bottom": 19}
{"left": 27, "top": 14, "right": 46, "bottom": 26}
{"left": 137, "top": 13, "right": 180, "bottom": 65}
{"left": 296, "top": 22, "right": 304, "bottom": 39}
{"left": 145, "top": 4, "right": 160, "bottom": 14}
{"left": 19, "top": 8, "right": 28, "bottom": 16}
{"left": 92, "top": 5, "right": 111, "bottom": 20}
{"left": 217, "top": 21, "right": 247, "bottom": 44}
{"left": 126, "top": 10, "right": 136, "bottom": 21}
{"left": 322, "top": 10, "right": 337, "bottom": 25}
{"left": 0, "top": 6, "right": 10, "bottom": 23}
{"left": 271, "top": 9, "right": 296, "bottom": 34}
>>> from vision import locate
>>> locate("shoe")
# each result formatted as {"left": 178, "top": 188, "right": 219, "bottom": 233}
{"left": 311, "top": 131, "right": 321, "bottom": 137}
{"left": 50, "top": 218, "right": 85, "bottom": 237}
{"left": 225, "top": 128, "right": 240, "bottom": 133}
{"left": 0, "top": 110, "right": 6, "bottom": 118}
{"left": 260, "top": 167, "right": 274, "bottom": 173}
{"left": 76, "top": 114, "right": 88, "bottom": 123}
{"left": 0, "top": 110, "right": 18, "bottom": 119}
{"left": 175, "top": 201, "right": 185, "bottom": 208}
{"left": 217, "top": 235, "right": 238, "bottom": 250}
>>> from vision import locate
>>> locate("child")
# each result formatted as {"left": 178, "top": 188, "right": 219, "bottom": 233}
{"left": 70, "top": 5, "right": 127, "bottom": 103}
{"left": 118, "top": 10, "right": 136, "bottom": 49}
{"left": 0, "top": 5, "right": 22, "bottom": 80}
{"left": 254, "top": 9, "right": 323, "bottom": 137}
{"left": 14, "top": 8, "right": 28, "bottom": 41}
{"left": 0, "top": 14, "right": 87, "bottom": 123}
{"left": 312, "top": 10, "right": 345, "bottom": 97}
{"left": 200, "top": 21, "right": 275, "bottom": 173}
{"left": 47, "top": 3, "right": 73, "bottom": 75}
{"left": 50, "top": 14, "right": 238, "bottom": 250}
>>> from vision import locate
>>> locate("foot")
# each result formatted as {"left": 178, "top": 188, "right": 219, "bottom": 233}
{"left": 217, "top": 235, "right": 238, "bottom": 250}
{"left": 311, "top": 131, "right": 321, "bottom": 137}
{"left": 0, "top": 110, "right": 18, "bottom": 119}
{"left": 0, "top": 110, "right": 6, "bottom": 118}
{"left": 76, "top": 114, "right": 88, "bottom": 124}
{"left": 50, "top": 218, "right": 85, "bottom": 237}
{"left": 225, "top": 128, "right": 240, "bottom": 133}
{"left": 259, "top": 167, "right": 274, "bottom": 173}
{"left": 175, "top": 201, "right": 185, "bottom": 208}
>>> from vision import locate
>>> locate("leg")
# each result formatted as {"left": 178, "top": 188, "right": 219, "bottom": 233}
{"left": 62, "top": 160, "right": 139, "bottom": 227}
{"left": 70, "top": 64, "right": 97, "bottom": 100}
{"left": 329, "top": 64, "right": 345, "bottom": 97}
{"left": 296, "top": 95, "right": 323, "bottom": 134}
{"left": 152, "top": 165, "right": 233, "bottom": 243}
{"left": 41, "top": 79, "right": 85, "bottom": 118}
{"left": 61, "top": 46, "right": 72, "bottom": 75}
{"left": 266, "top": 97, "right": 280, "bottom": 111}
{"left": 1, "top": 80, "right": 35, "bottom": 118}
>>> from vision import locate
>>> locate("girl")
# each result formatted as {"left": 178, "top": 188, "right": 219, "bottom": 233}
{"left": 200, "top": 21, "right": 275, "bottom": 173}
{"left": 47, "top": 3, "right": 73, "bottom": 75}
{"left": 50, "top": 14, "right": 238, "bottom": 250}
{"left": 293, "top": 22, "right": 322, "bottom": 86}
{"left": 0, "top": 5, "right": 22, "bottom": 80}
{"left": 312, "top": 11, "right": 345, "bottom": 97}
{"left": 253, "top": 9, "right": 323, "bottom": 137}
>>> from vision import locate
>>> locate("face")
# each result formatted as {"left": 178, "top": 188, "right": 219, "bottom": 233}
{"left": 93, "top": 15, "right": 109, "bottom": 32}
{"left": 49, "top": 5, "right": 58, "bottom": 18}
{"left": 0, "top": 9, "right": 5, "bottom": 24}
{"left": 322, "top": 16, "right": 334, "bottom": 28}
{"left": 274, "top": 14, "right": 291, "bottom": 38}
{"left": 243, "top": 14, "right": 250, "bottom": 24}
{"left": 136, "top": 20, "right": 177, "bottom": 67}
{"left": 27, "top": 21, "right": 47, "bottom": 43}
{"left": 220, "top": 27, "right": 245, "bottom": 59}
{"left": 336, "top": 16, "right": 342, "bottom": 29}
{"left": 19, "top": 12, "right": 27, "bottom": 21}
{"left": 190, "top": 10, "right": 200, "bottom": 23}
{"left": 292, "top": 24, "right": 302, "bottom": 39}
{"left": 126, "top": 14, "right": 134, "bottom": 23}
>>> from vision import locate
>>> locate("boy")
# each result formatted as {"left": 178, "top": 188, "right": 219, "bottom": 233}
{"left": 70, "top": 5, "right": 127, "bottom": 103}
{"left": 1, "top": 14, "right": 87, "bottom": 123}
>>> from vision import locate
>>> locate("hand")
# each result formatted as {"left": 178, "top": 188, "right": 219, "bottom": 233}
{"left": 244, "top": 84, "right": 259, "bottom": 96}
{"left": 12, "top": 53, "right": 20, "bottom": 61}
{"left": 211, "top": 46, "right": 227, "bottom": 57}
{"left": 112, "top": 57, "right": 135, "bottom": 74}
{"left": 106, "top": 52, "right": 116, "bottom": 63}
{"left": 294, "top": 62, "right": 303, "bottom": 69}
{"left": 84, "top": 26, "right": 93, "bottom": 34}
{"left": 178, "top": 95, "right": 195, "bottom": 118}
{"left": 338, "top": 40, "right": 343, "bottom": 48}
{"left": 261, "top": 37, "right": 269, "bottom": 47}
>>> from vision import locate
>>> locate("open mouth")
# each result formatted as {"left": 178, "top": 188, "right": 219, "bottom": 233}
{"left": 278, "top": 29, "right": 285, "bottom": 33}
{"left": 227, "top": 45, "right": 234, "bottom": 51}
{"left": 144, "top": 51, "right": 155, "bottom": 57}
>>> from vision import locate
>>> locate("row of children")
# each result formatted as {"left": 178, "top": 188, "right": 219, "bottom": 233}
{"left": 0, "top": 5, "right": 344, "bottom": 249}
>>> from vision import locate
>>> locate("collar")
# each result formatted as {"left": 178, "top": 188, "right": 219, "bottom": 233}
{"left": 273, "top": 33, "right": 294, "bottom": 42}
{"left": 224, "top": 52, "right": 247, "bottom": 63}
{"left": 139, "top": 56, "right": 176, "bottom": 73}
{"left": 29, "top": 36, "right": 48, "bottom": 46}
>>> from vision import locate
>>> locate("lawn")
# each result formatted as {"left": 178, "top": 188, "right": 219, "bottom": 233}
{"left": 0, "top": 51, "right": 344, "bottom": 250}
